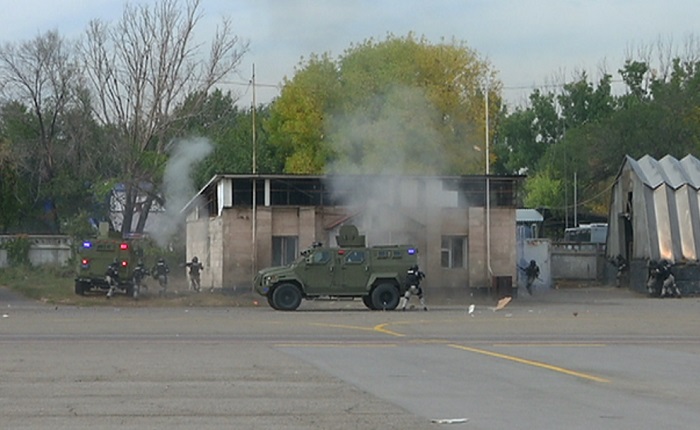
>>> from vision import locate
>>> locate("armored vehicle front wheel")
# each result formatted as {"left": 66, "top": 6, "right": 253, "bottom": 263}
{"left": 371, "top": 283, "right": 399, "bottom": 310}
{"left": 271, "top": 283, "right": 302, "bottom": 311}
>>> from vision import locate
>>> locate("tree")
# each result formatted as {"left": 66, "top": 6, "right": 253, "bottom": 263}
{"left": 175, "top": 89, "right": 282, "bottom": 186}
{"left": 268, "top": 34, "right": 498, "bottom": 175}
{"left": 267, "top": 53, "right": 341, "bottom": 174}
{"left": 81, "top": 0, "right": 248, "bottom": 235}
{"left": 0, "top": 31, "right": 80, "bottom": 232}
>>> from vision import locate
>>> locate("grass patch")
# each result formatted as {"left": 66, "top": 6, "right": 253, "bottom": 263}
{"left": 0, "top": 266, "right": 76, "bottom": 303}
{"left": 0, "top": 265, "right": 262, "bottom": 307}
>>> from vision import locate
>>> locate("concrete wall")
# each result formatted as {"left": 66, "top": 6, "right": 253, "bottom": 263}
{"left": 551, "top": 242, "right": 606, "bottom": 280}
{"left": 0, "top": 236, "right": 72, "bottom": 268}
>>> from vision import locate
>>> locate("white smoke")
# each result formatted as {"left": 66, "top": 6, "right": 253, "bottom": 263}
{"left": 325, "top": 85, "right": 454, "bottom": 245}
{"left": 150, "top": 137, "right": 213, "bottom": 247}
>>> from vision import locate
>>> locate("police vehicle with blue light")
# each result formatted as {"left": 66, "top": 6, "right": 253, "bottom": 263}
{"left": 74, "top": 223, "right": 145, "bottom": 297}
{"left": 253, "top": 225, "right": 419, "bottom": 311}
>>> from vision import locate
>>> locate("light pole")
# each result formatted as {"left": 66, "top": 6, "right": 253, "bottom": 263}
{"left": 484, "top": 79, "right": 492, "bottom": 287}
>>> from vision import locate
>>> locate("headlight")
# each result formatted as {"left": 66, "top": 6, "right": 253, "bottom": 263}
{"left": 264, "top": 275, "right": 278, "bottom": 286}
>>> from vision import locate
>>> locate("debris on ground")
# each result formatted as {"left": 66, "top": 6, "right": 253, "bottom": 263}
{"left": 494, "top": 296, "right": 512, "bottom": 311}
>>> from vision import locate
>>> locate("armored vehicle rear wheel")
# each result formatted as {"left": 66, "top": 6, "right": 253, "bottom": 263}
{"left": 371, "top": 283, "right": 399, "bottom": 310}
{"left": 362, "top": 295, "right": 375, "bottom": 310}
{"left": 272, "top": 283, "right": 302, "bottom": 311}
{"left": 74, "top": 281, "right": 86, "bottom": 296}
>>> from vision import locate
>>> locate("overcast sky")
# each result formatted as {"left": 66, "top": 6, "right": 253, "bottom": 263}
{"left": 1, "top": 0, "right": 699, "bottom": 108}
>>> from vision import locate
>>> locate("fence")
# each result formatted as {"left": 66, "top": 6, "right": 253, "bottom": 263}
{"left": 0, "top": 235, "right": 72, "bottom": 268}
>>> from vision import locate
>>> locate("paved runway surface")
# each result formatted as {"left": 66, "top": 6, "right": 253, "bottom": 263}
{"left": 2, "top": 287, "right": 700, "bottom": 429}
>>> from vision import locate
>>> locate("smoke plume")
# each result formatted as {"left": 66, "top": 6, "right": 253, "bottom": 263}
{"left": 150, "top": 137, "right": 213, "bottom": 247}
{"left": 326, "top": 85, "right": 458, "bottom": 245}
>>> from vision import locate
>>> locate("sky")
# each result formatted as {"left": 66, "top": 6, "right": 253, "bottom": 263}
{"left": 1, "top": 0, "right": 699, "bottom": 108}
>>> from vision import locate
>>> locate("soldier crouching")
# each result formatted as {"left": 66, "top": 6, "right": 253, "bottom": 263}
{"left": 399, "top": 265, "right": 427, "bottom": 311}
{"left": 647, "top": 259, "right": 681, "bottom": 298}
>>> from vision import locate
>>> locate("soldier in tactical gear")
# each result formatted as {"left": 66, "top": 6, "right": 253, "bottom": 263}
{"left": 105, "top": 258, "right": 120, "bottom": 299}
{"left": 398, "top": 265, "right": 427, "bottom": 311}
{"left": 131, "top": 260, "right": 149, "bottom": 299}
{"left": 521, "top": 260, "right": 540, "bottom": 295}
{"left": 152, "top": 257, "right": 170, "bottom": 296}
{"left": 613, "top": 254, "right": 627, "bottom": 288}
{"left": 185, "top": 256, "right": 204, "bottom": 292}
{"left": 647, "top": 259, "right": 681, "bottom": 298}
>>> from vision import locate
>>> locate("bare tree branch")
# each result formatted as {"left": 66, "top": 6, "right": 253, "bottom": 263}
{"left": 79, "top": 0, "right": 249, "bottom": 233}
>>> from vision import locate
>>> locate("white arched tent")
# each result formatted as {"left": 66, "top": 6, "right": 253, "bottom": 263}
{"left": 607, "top": 154, "right": 700, "bottom": 264}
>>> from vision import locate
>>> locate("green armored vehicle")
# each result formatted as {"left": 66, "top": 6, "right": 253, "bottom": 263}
{"left": 254, "top": 225, "right": 418, "bottom": 311}
{"left": 74, "top": 223, "right": 145, "bottom": 297}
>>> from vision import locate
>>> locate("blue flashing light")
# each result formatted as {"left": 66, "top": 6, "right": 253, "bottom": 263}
{"left": 407, "top": 248, "right": 416, "bottom": 255}
{"left": 82, "top": 241, "right": 92, "bottom": 249}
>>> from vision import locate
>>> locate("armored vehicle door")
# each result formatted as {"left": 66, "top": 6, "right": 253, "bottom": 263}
{"left": 337, "top": 249, "right": 370, "bottom": 293}
{"left": 301, "top": 248, "right": 335, "bottom": 294}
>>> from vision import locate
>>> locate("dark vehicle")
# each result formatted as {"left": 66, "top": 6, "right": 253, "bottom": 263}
{"left": 74, "top": 223, "right": 145, "bottom": 297}
{"left": 253, "top": 225, "right": 419, "bottom": 311}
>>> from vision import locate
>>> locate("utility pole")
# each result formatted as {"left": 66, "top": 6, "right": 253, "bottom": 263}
{"left": 251, "top": 64, "right": 257, "bottom": 288}
{"left": 484, "top": 79, "right": 492, "bottom": 286}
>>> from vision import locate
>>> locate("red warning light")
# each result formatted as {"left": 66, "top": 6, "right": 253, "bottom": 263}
{"left": 121, "top": 260, "right": 128, "bottom": 267}
{"left": 120, "top": 243, "right": 129, "bottom": 250}
{"left": 337, "top": 249, "right": 345, "bottom": 255}
{"left": 81, "top": 259, "right": 89, "bottom": 265}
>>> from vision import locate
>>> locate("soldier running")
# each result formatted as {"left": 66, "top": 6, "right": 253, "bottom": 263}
{"left": 152, "top": 257, "right": 170, "bottom": 296}
{"left": 399, "top": 265, "right": 427, "bottom": 311}
{"left": 105, "top": 258, "right": 120, "bottom": 299}
{"left": 185, "top": 256, "right": 204, "bottom": 292}
{"left": 521, "top": 260, "right": 540, "bottom": 295}
{"left": 131, "top": 260, "right": 149, "bottom": 298}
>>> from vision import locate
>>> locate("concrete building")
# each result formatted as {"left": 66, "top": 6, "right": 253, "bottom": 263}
{"left": 183, "top": 174, "right": 523, "bottom": 297}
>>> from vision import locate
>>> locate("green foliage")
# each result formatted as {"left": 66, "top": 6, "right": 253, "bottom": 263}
{"left": 61, "top": 211, "right": 98, "bottom": 241}
{"left": 523, "top": 170, "right": 563, "bottom": 210}
{"left": 268, "top": 34, "right": 497, "bottom": 175}
{"left": 1, "top": 235, "right": 32, "bottom": 266}
{"left": 496, "top": 54, "right": 700, "bottom": 218}
{"left": 268, "top": 53, "right": 340, "bottom": 174}
{"left": 174, "top": 90, "right": 281, "bottom": 185}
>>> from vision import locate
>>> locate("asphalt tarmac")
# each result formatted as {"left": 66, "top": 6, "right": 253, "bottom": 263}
{"left": 2, "top": 286, "right": 700, "bottom": 429}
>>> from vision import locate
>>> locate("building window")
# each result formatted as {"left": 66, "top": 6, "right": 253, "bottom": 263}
{"left": 272, "top": 236, "right": 298, "bottom": 266}
{"left": 441, "top": 236, "right": 465, "bottom": 268}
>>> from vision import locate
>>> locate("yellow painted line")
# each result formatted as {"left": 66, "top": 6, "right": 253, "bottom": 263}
{"left": 447, "top": 344, "right": 610, "bottom": 383}
{"left": 308, "top": 321, "right": 405, "bottom": 337}
{"left": 492, "top": 343, "right": 607, "bottom": 348}
{"left": 274, "top": 343, "right": 397, "bottom": 348}
{"left": 373, "top": 323, "right": 406, "bottom": 337}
